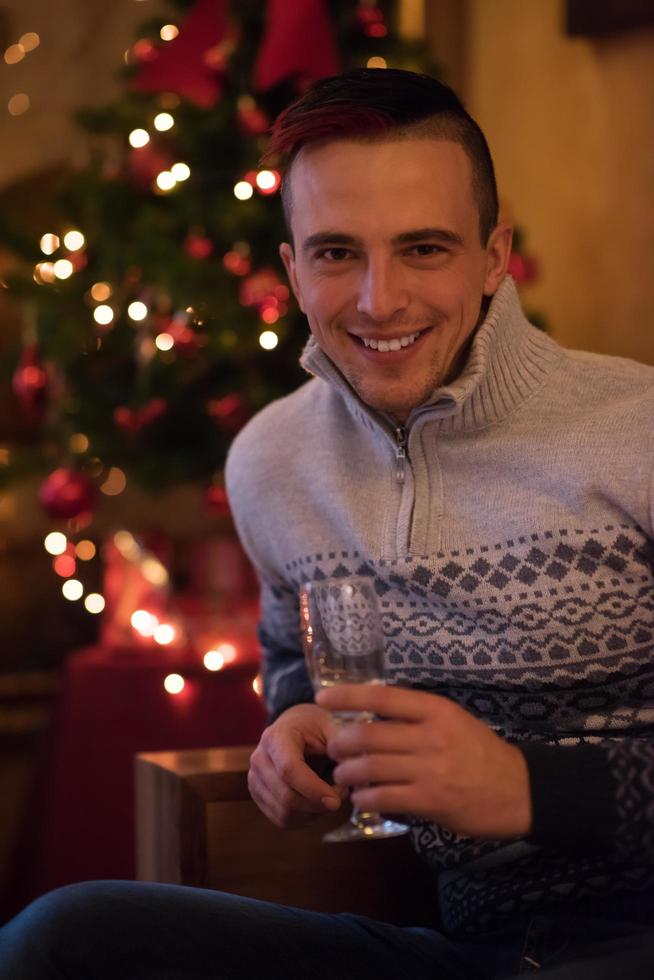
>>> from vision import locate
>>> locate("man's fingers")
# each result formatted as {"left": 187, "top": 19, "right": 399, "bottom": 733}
{"left": 269, "top": 741, "right": 342, "bottom": 807}
{"left": 316, "top": 683, "right": 433, "bottom": 721}
{"left": 333, "top": 753, "right": 417, "bottom": 788}
{"left": 327, "top": 721, "right": 421, "bottom": 760}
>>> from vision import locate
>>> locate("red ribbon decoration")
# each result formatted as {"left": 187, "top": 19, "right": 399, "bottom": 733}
{"left": 132, "top": 0, "right": 339, "bottom": 107}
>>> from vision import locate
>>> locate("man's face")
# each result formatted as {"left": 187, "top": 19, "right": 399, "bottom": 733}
{"left": 279, "top": 138, "right": 512, "bottom": 423}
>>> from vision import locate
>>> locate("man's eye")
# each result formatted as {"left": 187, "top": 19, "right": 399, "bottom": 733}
{"left": 316, "top": 247, "right": 351, "bottom": 262}
{"left": 409, "top": 244, "right": 444, "bottom": 257}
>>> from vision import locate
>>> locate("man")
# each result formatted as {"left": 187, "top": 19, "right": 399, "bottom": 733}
{"left": 2, "top": 68, "right": 654, "bottom": 979}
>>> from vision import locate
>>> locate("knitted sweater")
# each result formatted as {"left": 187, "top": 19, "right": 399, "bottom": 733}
{"left": 225, "top": 277, "right": 654, "bottom": 938}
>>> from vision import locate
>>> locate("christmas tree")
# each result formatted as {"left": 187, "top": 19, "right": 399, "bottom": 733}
{"left": 0, "top": 0, "right": 440, "bottom": 522}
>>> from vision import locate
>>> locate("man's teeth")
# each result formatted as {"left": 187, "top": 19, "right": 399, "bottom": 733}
{"left": 362, "top": 332, "right": 420, "bottom": 352}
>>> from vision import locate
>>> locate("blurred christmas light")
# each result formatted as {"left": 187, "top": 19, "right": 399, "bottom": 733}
{"left": 155, "top": 170, "right": 176, "bottom": 192}
{"left": 100, "top": 467, "right": 127, "bottom": 496}
{"left": 160, "top": 24, "right": 179, "bottom": 41}
{"left": 233, "top": 181, "right": 253, "bottom": 201}
{"left": 154, "top": 112, "right": 174, "bottom": 131}
{"left": 164, "top": 673, "right": 185, "bottom": 694}
{"left": 19, "top": 33, "right": 40, "bottom": 52}
{"left": 91, "top": 282, "right": 112, "bottom": 302}
{"left": 69, "top": 433, "right": 89, "bottom": 453}
{"left": 255, "top": 170, "right": 280, "bottom": 195}
{"left": 154, "top": 624, "right": 176, "bottom": 646}
{"left": 259, "top": 330, "right": 279, "bottom": 350}
{"left": 62, "top": 579, "right": 84, "bottom": 601}
{"left": 114, "top": 530, "right": 139, "bottom": 557}
{"left": 171, "top": 162, "right": 190, "bottom": 181}
{"left": 128, "top": 301, "right": 148, "bottom": 321}
{"left": 367, "top": 56, "right": 387, "bottom": 69}
{"left": 40, "top": 233, "right": 60, "bottom": 255}
{"left": 54, "top": 553, "right": 76, "bottom": 577}
{"left": 84, "top": 593, "right": 105, "bottom": 614}
{"left": 44, "top": 531, "right": 67, "bottom": 556}
{"left": 131, "top": 609, "right": 158, "bottom": 636}
{"left": 76, "top": 540, "right": 96, "bottom": 560}
{"left": 34, "top": 262, "right": 56, "bottom": 284}
{"left": 63, "top": 230, "right": 85, "bottom": 251}
{"left": 261, "top": 306, "right": 280, "bottom": 324}
{"left": 216, "top": 642, "right": 237, "bottom": 663}
{"left": 93, "top": 304, "right": 114, "bottom": 326}
{"left": 252, "top": 674, "right": 263, "bottom": 696}
{"left": 4, "top": 45, "right": 25, "bottom": 65}
{"left": 8, "top": 94, "right": 30, "bottom": 116}
{"left": 53, "top": 259, "right": 74, "bottom": 280}
{"left": 129, "top": 128, "right": 150, "bottom": 148}
{"left": 141, "top": 557, "right": 169, "bottom": 586}
{"left": 203, "top": 650, "right": 225, "bottom": 671}
{"left": 155, "top": 332, "right": 174, "bottom": 351}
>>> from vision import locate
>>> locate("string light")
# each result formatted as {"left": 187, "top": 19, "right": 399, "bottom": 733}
{"left": 203, "top": 650, "right": 225, "bottom": 671}
{"left": 8, "top": 94, "right": 30, "bottom": 116}
{"left": 233, "top": 181, "right": 253, "bottom": 201}
{"left": 76, "top": 540, "right": 96, "bottom": 560}
{"left": 141, "top": 557, "right": 169, "bottom": 586}
{"left": 91, "top": 282, "right": 112, "bottom": 302}
{"left": 154, "top": 624, "right": 176, "bottom": 645}
{"left": 40, "top": 233, "right": 60, "bottom": 255}
{"left": 53, "top": 259, "right": 74, "bottom": 280}
{"left": 155, "top": 333, "right": 174, "bottom": 351}
{"left": 100, "top": 467, "right": 127, "bottom": 496}
{"left": 255, "top": 170, "right": 281, "bottom": 195}
{"left": 84, "top": 593, "right": 105, "bottom": 614}
{"left": 252, "top": 675, "right": 263, "bottom": 696}
{"left": 44, "top": 532, "right": 67, "bottom": 556}
{"left": 69, "top": 433, "right": 89, "bottom": 453}
{"left": 4, "top": 45, "right": 25, "bottom": 65}
{"left": 53, "top": 554, "right": 76, "bottom": 577}
{"left": 160, "top": 25, "right": 179, "bottom": 41}
{"left": 62, "top": 579, "right": 84, "bottom": 601}
{"left": 259, "top": 330, "right": 279, "bottom": 350}
{"left": 261, "top": 307, "right": 279, "bottom": 324}
{"left": 216, "top": 642, "right": 237, "bottom": 663}
{"left": 153, "top": 112, "right": 174, "bottom": 132}
{"left": 127, "top": 301, "right": 148, "bottom": 321}
{"left": 63, "top": 230, "right": 85, "bottom": 251}
{"left": 129, "top": 128, "right": 150, "bottom": 148}
{"left": 164, "top": 673, "right": 185, "bottom": 695}
{"left": 19, "top": 33, "right": 40, "bottom": 52}
{"left": 34, "top": 262, "right": 56, "bottom": 284}
{"left": 366, "top": 56, "right": 387, "bottom": 69}
{"left": 171, "top": 162, "right": 190, "bottom": 181}
{"left": 131, "top": 610, "right": 158, "bottom": 636}
{"left": 93, "top": 304, "right": 114, "bottom": 326}
{"left": 114, "top": 530, "right": 140, "bottom": 559}
{"left": 155, "top": 171, "right": 176, "bottom": 192}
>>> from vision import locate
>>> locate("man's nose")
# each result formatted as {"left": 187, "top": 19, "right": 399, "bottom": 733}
{"left": 355, "top": 258, "right": 409, "bottom": 323}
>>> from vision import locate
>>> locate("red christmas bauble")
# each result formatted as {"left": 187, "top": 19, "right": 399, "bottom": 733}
{"left": 239, "top": 268, "right": 283, "bottom": 309}
{"left": 205, "top": 484, "right": 231, "bottom": 516}
{"left": 39, "top": 468, "right": 96, "bottom": 520}
{"left": 206, "top": 393, "right": 249, "bottom": 433}
{"left": 12, "top": 345, "right": 48, "bottom": 417}
{"left": 184, "top": 233, "right": 213, "bottom": 260}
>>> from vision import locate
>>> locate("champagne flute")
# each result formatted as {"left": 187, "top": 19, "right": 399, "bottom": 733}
{"left": 300, "top": 578, "right": 409, "bottom": 842}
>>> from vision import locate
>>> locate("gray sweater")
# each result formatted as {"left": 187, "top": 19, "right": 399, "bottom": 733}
{"left": 226, "top": 276, "right": 654, "bottom": 937}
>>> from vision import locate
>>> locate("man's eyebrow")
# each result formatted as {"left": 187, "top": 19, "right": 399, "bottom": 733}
{"left": 301, "top": 228, "right": 464, "bottom": 254}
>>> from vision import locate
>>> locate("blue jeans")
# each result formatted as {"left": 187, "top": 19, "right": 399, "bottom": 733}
{"left": 1, "top": 880, "right": 654, "bottom": 979}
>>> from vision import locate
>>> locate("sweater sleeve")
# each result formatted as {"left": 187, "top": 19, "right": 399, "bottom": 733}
{"left": 257, "top": 576, "right": 314, "bottom": 722}
{"left": 521, "top": 738, "right": 654, "bottom": 862}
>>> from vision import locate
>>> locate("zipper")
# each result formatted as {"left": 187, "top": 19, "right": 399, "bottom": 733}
{"left": 395, "top": 426, "right": 407, "bottom": 485}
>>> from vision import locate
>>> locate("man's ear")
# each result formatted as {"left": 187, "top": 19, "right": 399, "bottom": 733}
{"left": 483, "top": 222, "right": 513, "bottom": 296}
{"left": 279, "top": 242, "right": 305, "bottom": 313}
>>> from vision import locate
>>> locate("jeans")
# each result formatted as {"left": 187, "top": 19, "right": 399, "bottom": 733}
{"left": 1, "top": 880, "right": 653, "bottom": 980}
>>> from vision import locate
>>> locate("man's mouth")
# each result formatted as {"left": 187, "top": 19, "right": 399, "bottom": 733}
{"left": 351, "top": 328, "right": 430, "bottom": 352}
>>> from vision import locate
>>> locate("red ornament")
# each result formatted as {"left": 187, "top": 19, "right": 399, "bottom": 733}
{"left": 254, "top": 0, "right": 340, "bottom": 92}
{"left": 184, "top": 233, "right": 213, "bottom": 260}
{"left": 206, "top": 393, "right": 250, "bottom": 433}
{"left": 239, "top": 268, "right": 283, "bottom": 309}
{"left": 12, "top": 345, "right": 48, "bottom": 418}
{"left": 356, "top": 4, "right": 387, "bottom": 36}
{"left": 205, "top": 484, "right": 231, "bottom": 516}
{"left": 223, "top": 250, "right": 252, "bottom": 276}
{"left": 39, "top": 468, "right": 96, "bottom": 520}
{"left": 114, "top": 398, "right": 167, "bottom": 434}
{"left": 508, "top": 253, "right": 539, "bottom": 285}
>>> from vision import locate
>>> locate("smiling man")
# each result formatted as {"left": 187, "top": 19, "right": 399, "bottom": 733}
{"left": 2, "top": 68, "right": 654, "bottom": 980}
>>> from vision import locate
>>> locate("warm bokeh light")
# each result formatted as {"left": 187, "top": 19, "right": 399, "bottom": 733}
{"left": 40, "top": 233, "right": 60, "bottom": 255}
{"left": 100, "top": 467, "right": 127, "bottom": 496}
{"left": 131, "top": 609, "right": 158, "bottom": 636}
{"left": 252, "top": 674, "right": 263, "bottom": 697}
{"left": 171, "top": 162, "right": 190, "bottom": 181}
{"left": 155, "top": 332, "right": 174, "bottom": 351}
{"left": 44, "top": 531, "right": 67, "bottom": 556}
{"left": 4, "top": 45, "right": 25, "bottom": 65}
{"left": 261, "top": 306, "right": 279, "bottom": 324}
{"left": 62, "top": 579, "right": 84, "bottom": 601}
{"left": 8, "top": 93, "right": 30, "bottom": 116}
{"left": 154, "top": 112, "right": 174, "bottom": 131}
{"left": 34, "top": 262, "right": 56, "bottom": 284}
{"left": 366, "top": 56, "right": 387, "bottom": 69}
{"left": 259, "top": 330, "right": 279, "bottom": 351}
{"left": 54, "top": 554, "right": 76, "bottom": 578}
{"left": 141, "top": 557, "right": 169, "bottom": 586}
{"left": 127, "top": 301, "right": 148, "bottom": 321}
{"left": 53, "top": 259, "right": 74, "bottom": 280}
{"left": 69, "top": 433, "right": 89, "bottom": 453}
{"left": 64, "top": 230, "right": 85, "bottom": 251}
{"left": 155, "top": 170, "right": 176, "bottom": 191}
{"left": 84, "top": 593, "right": 105, "bottom": 614}
{"left": 160, "top": 24, "right": 179, "bottom": 41}
{"left": 91, "top": 282, "right": 112, "bottom": 302}
{"left": 114, "top": 530, "right": 139, "bottom": 558}
{"left": 93, "top": 304, "right": 114, "bottom": 326}
{"left": 203, "top": 650, "right": 225, "bottom": 671}
{"left": 154, "top": 624, "right": 176, "bottom": 646}
{"left": 233, "top": 181, "right": 254, "bottom": 201}
{"left": 216, "top": 642, "right": 237, "bottom": 663}
{"left": 19, "top": 33, "right": 40, "bottom": 52}
{"left": 164, "top": 673, "right": 185, "bottom": 695}
{"left": 76, "top": 540, "right": 96, "bottom": 561}
{"left": 255, "top": 170, "right": 281, "bottom": 195}
{"left": 129, "top": 128, "right": 150, "bottom": 149}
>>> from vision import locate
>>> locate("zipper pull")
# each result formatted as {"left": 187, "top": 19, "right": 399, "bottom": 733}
{"left": 395, "top": 426, "right": 407, "bottom": 485}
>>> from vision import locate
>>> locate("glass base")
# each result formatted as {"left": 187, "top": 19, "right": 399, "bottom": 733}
{"left": 323, "top": 812, "right": 410, "bottom": 843}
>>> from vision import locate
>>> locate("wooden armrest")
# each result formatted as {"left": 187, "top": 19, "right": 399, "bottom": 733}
{"left": 135, "top": 746, "right": 437, "bottom": 926}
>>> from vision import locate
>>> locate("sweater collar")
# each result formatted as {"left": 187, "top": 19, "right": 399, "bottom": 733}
{"left": 299, "top": 276, "right": 562, "bottom": 434}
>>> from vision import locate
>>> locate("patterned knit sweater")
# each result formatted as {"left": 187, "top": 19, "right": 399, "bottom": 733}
{"left": 225, "top": 277, "right": 654, "bottom": 938}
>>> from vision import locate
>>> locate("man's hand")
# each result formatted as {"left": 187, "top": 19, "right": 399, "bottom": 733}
{"left": 316, "top": 684, "right": 532, "bottom": 839}
{"left": 248, "top": 702, "right": 348, "bottom": 828}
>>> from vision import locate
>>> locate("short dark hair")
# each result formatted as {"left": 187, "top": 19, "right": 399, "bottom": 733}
{"left": 265, "top": 68, "right": 499, "bottom": 246}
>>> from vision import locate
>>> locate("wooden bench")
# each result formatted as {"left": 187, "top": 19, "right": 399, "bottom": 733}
{"left": 135, "top": 746, "right": 438, "bottom": 926}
